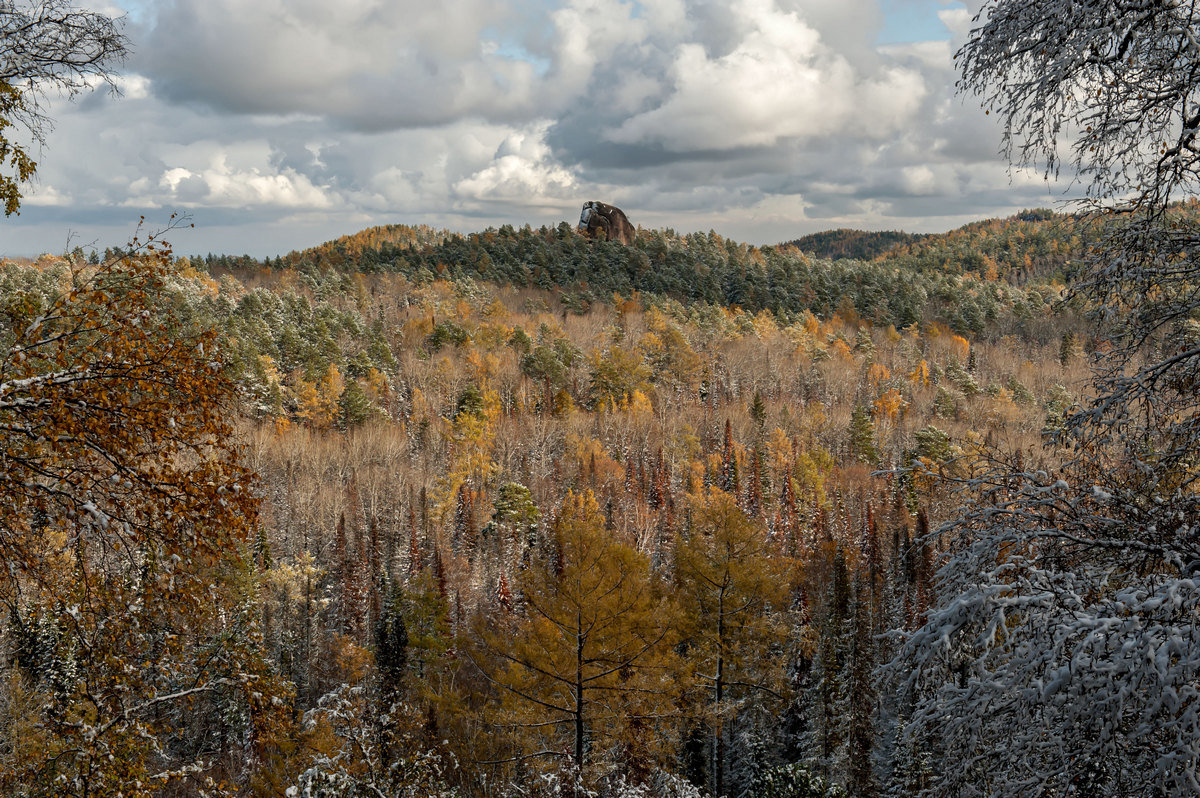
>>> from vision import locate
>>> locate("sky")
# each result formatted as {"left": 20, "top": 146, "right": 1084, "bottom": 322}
{"left": 1, "top": 0, "right": 1074, "bottom": 258}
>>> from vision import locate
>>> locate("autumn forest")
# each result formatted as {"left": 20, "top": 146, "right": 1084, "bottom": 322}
{"left": 6, "top": 0, "right": 1200, "bottom": 794}
{"left": 0, "top": 210, "right": 1096, "bottom": 796}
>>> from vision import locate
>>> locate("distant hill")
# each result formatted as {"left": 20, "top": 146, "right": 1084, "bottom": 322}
{"left": 191, "top": 212, "right": 1082, "bottom": 339}
{"left": 785, "top": 229, "right": 928, "bottom": 261}
{"left": 786, "top": 209, "right": 1085, "bottom": 284}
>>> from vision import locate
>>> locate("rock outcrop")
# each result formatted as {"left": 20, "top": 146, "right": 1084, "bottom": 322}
{"left": 577, "top": 201, "right": 635, "bottom": 245}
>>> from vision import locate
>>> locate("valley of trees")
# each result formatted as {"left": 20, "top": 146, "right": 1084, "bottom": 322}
{"left": 3, "top": 0, "right": 1200, "bottom": 795}
{"left": 1, "top": 206, "right": 1092, "bottom": 795}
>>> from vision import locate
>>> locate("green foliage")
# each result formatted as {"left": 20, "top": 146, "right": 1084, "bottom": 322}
{"left": 508, "top": 326, "right": 533, "bottom": 355}
{"left": 1059, "top": 331, "right": 1077, "bottom": 366}
{"left": 242, "top": 216, "right": 1074, "bottom": 337}
{"left": 426, "top": 320, "right": 470, "bottom": 351}
{"left": 745, "top": 762, "right": 848, "bottom": 798}
{"left": 0, "top": 83, "right": 35, "bottom": 216}
{"left": 492, "top": 482, "right": 540, "bottom": 534}
{"left": 912, "top": 425, "right": 952, "bottom": 462}
{"left": 521, "top": 344, "right": 570, "bottom": 389}
{"left": 454, "top": 384, "right": 485, "bottom": 420}
{"left": 848, "top": 405, "right": 878, "bottom": 465}
{"left": 1042, "top": 383, "right": 1074, "bottom": 438}
{"left": 338, "top": 379, "right": 373, "bottom": 428}
{"left": 934, "top": 387, "right": 958, "bottom": 419}
{"left": 786, "top": 228, "right": 925, "bottom": 261}
{"left": 588, "top": 345, "right": 651, "bottom": 408}
{"left": 944, "top": 358, "right": 980, "bottom": 397}
{"left": 1006, "top": 375, "right": 1036, "bottom": 405}
{"left": 853, "top": 328, "right": 875, "bottom": 359}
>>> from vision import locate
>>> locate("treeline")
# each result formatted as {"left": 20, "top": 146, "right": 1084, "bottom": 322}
{"left": 784, "top": 229, "right": 927, "bottom": 262}
{"left": 188, "top": 215, "right": 1074, "bottom": 339}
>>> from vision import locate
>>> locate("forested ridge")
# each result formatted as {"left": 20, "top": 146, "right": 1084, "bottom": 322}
{"left": 189, "top": 207, "right": 1084, "bottom": 339}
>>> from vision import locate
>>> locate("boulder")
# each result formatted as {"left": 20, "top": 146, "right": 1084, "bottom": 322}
{"left": 577, "top": 201, "right": 635, "bottom": 245}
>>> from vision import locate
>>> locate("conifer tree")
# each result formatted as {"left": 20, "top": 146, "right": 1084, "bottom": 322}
{"left": 674, "top": 489, "right": 790, "bottom": 796}
{"left": 848, "top": 405, "right": 878, "bottom": 465}
{"left": 470, "top": 490, "right": 673, "bottom": 782}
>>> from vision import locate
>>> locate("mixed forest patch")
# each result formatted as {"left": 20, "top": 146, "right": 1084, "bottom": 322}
{"left": 1, "top": 209, "right": 1095, "bottom": 795}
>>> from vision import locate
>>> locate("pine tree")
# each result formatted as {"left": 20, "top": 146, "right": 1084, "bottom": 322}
{"left": 848, "top": 405, "right": 878, "bottom": 465}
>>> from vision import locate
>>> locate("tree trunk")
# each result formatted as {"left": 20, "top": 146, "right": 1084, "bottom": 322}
{"left": 714, "top": 586, "right": 726, "bottom": 797}
{"left": 575, "top": 608, "right": 585, "bottom": 776}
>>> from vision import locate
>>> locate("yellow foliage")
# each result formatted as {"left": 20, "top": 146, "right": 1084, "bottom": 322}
{"left": 867, "top": 362, "right": 891, "bottom": 386}
{"left": 292, "top": 376, "right": 323, "bottom": 428}
{"left": 483, "top": 296, "right": 508, "bottom": 320}
{"left": 179, "top": 264, "right": 221, "bottom": 297}
{"left": 829, "top": 338, "right": 854, "bottom": 361}
{"left": 753, "top": 310, "right": 778, "bottom": 339}
{"left": 402, "top": 315, "right": 434, "bottom": 344}
{"left": 483, "top": 387, "right": 504, "bottom": 421}
{"left": 409, "top": 386, "right": 433, "bottom": 422}
{"left": 872, "top": 388, "right": 907, "bottom": 422}
{"left": 950, "top": 334, "right": 971, "bottom": 361}
{"left": 622, "top": 389, "right": 654, "bottom": 417}
{"left": 767, "top": 426, "right": 794, "bottom": 476}
{"left": 909, "top": 359, "right": 931, "bottom": 387}
{"left": 364, "top": 367, "right": 390, "bottom": 404}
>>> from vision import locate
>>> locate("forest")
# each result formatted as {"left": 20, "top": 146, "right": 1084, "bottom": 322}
{"left": 3, "top": 0, "right": 1200, "bottom": 795}
{"left": 0, "top": 205, "right": 1092, "bottom": 796}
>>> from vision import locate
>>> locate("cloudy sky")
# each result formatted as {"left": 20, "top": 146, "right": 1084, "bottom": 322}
{"left": 2, "top": 0, "right": 1072, "bottom": 258}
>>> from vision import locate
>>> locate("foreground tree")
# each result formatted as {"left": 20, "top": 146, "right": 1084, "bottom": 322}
{"left": 470, "top": 490, "right": 674, "bottom": 786}
{"left": 674, "top": 489, "right": 790, "bottom": 797}
{"left": 0, "top": 235, "right": 288, "bottom": 794}
{"left": 0, "top": 0, "right": 127, "bottom": 213}
{"left": 891, "top": 2, "right": 1200, "bottom": 794}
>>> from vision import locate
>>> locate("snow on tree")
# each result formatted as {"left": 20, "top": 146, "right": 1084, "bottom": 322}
{"left": 888, "top": 1, "right": 1200, "bottom": 794}
{"left": 0, "top": 231, "right": 290, "bottom": 793}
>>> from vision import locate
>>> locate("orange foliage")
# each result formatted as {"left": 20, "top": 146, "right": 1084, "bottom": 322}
{"left": 0, "top": 243, "right": 288, "bottom": 792}
{"left": 872, "top": 388, "right": 907, "bottom": 422}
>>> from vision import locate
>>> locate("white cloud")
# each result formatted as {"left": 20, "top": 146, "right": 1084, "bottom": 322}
{"left": 454, "top": 126, "right": 579, "bottom": 207}
{"left": 114, "top": 74, "right": 152, "bottom": 100}
{"left": 604, "top": 0, "right": 924, "bottom": 151}
{"left": 0, "top": 0, "right": 1083, "bottom": 258}
{"left": 549, "top": 0, "right": 646, "bottom": 102}
{"left": 938, "top": 6, "right": 973, "bottom": 39}
{"left": 23, "top": 184, "right": 71, "bottom": 207}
